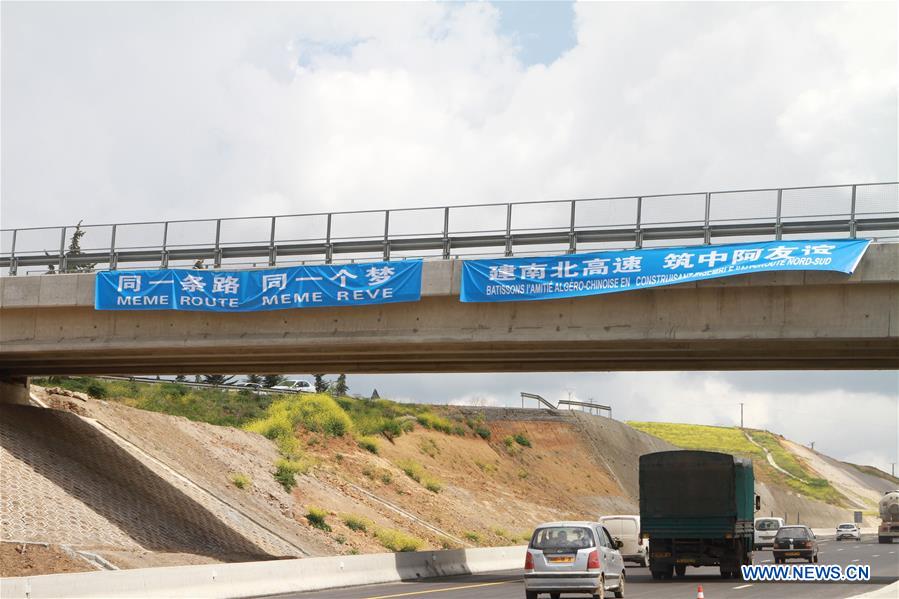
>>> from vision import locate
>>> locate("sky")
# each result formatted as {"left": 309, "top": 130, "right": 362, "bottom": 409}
{"left": 2, "top": 1, "right": 897, "bottom": 471}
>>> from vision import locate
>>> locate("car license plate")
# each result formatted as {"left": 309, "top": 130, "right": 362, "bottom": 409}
{"left": 548, "top": 556, "right": 574, "bottom": 563}
{"left": 784, "top": 552, "right": 800, "bottom": 557}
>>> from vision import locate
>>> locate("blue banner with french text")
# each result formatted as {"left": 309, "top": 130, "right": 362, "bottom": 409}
{"left": 95, "top": 260, "right": 422, "bottom": 311}
{"left": 460, "top": 239, "right": 870, "bottom": 303}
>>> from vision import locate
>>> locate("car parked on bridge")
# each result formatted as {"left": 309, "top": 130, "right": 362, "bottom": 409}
{"left": 772, "top": 525, "right": 818, "bottom": 564}
{"left": 753, "top": 517, "right": 784, "bottom": 549}
{"left": 836, "top": 522, "right": 861, "bottom": 541}
{"left": 271, "top": 379, "right": 315, "bottom": 393}
{"left": 524, "top": 521, "right": 626, "bottom": 598}
{"left": 598, "top": 515, "right": 647, "bottom": 567}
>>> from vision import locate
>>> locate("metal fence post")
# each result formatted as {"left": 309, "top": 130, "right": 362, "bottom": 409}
{"left": 109, "top": 224, "right": 117, "bottom": 270}
{"left": 442, "top": 207, "right": 450, "bottom": 259}
{"left": 213, "top": 219, "right": 222, "bottom": 268}
{"left": 58, "top": 226, "right": 67, "bottom": 272}
{"left": 568, "top": 200, "right": 577, "bottom": 254}
{"left": 703, "top": 193, "right": 711, "bottom": 245}
{"left": 635, "top": 196, "right": 643, "bottom": 249}
{"left": 505, "top": 203, "right": 513, "bottom": 257}
{"left": 849, "top": 184, "right": 857, "bottom": 238}
{"left": 775, "top": 189, "right": 783, "bottom": 240}
{"left": 269, "top": 216, "right": 277, "bottom": 266}
{"left": 9, "top": 229, "right": 17, "bottom": 275}
{"left": 325, "top": 213, "right": 333, "bottom": 264}
{"left": 383, "top": 210, "right": 390, "bottom": 261}
{"left": 161, "top": 222, "right": 169, "bottom": 268}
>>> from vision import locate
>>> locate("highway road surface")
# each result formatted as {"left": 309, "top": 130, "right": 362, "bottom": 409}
{"left": 276, "top": 535, "right": 898, "bottom": 599}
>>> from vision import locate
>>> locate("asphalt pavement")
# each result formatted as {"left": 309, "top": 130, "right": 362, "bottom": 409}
{"left": 275, "top": 535, "right": 899, "bottom": 599}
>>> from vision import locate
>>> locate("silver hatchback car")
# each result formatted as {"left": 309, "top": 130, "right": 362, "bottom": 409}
{"left": 524, "top": 521, "right": 626, "bottom": 599}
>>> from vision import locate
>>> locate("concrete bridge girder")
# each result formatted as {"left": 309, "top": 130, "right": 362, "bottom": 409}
{"left": 0, "top": 244, "right": 897, "bottom": 375}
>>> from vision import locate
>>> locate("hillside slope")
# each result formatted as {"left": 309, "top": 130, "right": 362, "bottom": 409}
{"left": 4, "top": 382, "right": 891, "bottom": 578}
{"left": 2, "top": 386, "right": 668, "bottom": 575}
{"left": 628, "top": 421, "right": 896, "bottom": 526}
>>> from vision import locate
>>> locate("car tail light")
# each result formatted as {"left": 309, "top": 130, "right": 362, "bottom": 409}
{"left": 524, "top": 552, "right": 534, "bottom": 571}
{"left": 587, "top": 550, "right": 600, "bottom": 570}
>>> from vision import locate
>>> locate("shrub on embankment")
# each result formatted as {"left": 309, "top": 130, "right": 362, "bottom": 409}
{"left": 35, "top": 376, "right": 273, "bottom": 427}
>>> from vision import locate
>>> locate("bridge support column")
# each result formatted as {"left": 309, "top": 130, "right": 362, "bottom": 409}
{"left": 0, "top": 375, "right": 31, "bottom": 405}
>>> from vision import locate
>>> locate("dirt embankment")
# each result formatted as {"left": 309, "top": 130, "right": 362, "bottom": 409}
{"left": 3, "top": 391, "right": 670, "bottom": 575}
{"left": 5, "top": 387, "right": 883, "bottom": 576}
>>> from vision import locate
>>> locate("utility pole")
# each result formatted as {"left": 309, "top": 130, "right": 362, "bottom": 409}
{"left": 892, "top": 462, "right": 896, "bottom": 477}
{"left": 739, "top": 403, "right": 744, "bottom": 428}
{"left": 810, "top": 441, "right": 815, "bottom": 451}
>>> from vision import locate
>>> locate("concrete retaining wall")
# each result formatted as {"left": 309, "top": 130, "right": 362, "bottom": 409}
{"left": 0, "top": 545, "right": 526, "bottom": 599}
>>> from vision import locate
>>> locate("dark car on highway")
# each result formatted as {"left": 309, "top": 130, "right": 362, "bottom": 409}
{"left": 772, "top": 525, "right": 818, "bottom": 564}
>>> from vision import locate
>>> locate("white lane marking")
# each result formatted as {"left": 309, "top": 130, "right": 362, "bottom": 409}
{"left": 733, "top": 584, "right": 753, "bottom": 589}
{"left": 837, "top": 548, "right": 844, "bottom": 551}
{"left": 762, "top": 559, "right": 771, "bottom": 563}
{"left": 851, "top": 559, "right": 860, "bottom": 562}
{"left": 872, "top": 555, "right": 879, "bottom": 557}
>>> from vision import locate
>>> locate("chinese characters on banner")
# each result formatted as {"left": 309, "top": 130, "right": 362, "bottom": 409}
{"left": 460, "top": 239, "right": 870, "bottom": 303}
{"left": 95, "top": 260, "right": 422, "bottom": 311}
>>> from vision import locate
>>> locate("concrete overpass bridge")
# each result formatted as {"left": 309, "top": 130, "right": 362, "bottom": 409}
{"left": 1, "top": 243, "right": 897, "bottom": 383}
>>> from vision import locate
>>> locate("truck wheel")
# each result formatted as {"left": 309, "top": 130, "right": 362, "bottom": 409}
{"left": 651, "top": 570, "right": 663, "bottom": 580}
{"left": 878, "top": 536, "right": 888, "bottom": 544}
{"left": 675, "top": 564, "right": 686, "bottom": 577}
{"left": 526, "top": 592, "right": 538, "bottom": 599}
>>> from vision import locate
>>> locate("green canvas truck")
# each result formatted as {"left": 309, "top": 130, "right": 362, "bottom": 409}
{"left": 639, "top": 450, "right": 758, "bottom": 580}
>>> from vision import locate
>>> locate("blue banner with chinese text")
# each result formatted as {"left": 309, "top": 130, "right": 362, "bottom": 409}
{"left": 460, "top": 239, "right": 870, "bottom": 303}
{"left": 95, "top": 260, "right": 422, "bottom": 311}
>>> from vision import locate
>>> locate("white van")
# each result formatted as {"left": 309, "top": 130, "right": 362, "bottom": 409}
{"left": 598, "top": 515, "right": 647, "bottom": 567}
{"left": 754, "top": 517, "right": 784, "bottom": 549}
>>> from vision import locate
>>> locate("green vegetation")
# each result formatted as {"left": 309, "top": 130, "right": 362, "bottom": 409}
{"left": 306, "top": 506, "right": 332, "bottom": 532}
{"left": 627, "top": 422, "right": 763, "bottom": 459}
{"left": 373, "top": 527, "right": 423, "bottom": 552}
{"left": 502, "top": 435, "right": 523, "bottom": 455}
{"left": 36, "top": 376, "right": 273, "bottom": 428}
{"left": 474, "top": 460, "right": 497, "bottom": 474}
{"left": 418, "top": 438, "right": 440, "bottom": 458}
{"left": 463, "top": 531, "right": 481, "bottom": 543}
{"left": 628, "top": 421, "right": 848, "bottom": 506}
{"left": 356, "top": 435, "right": 380, "bottom": 454}
{"left": 229, "top": 473, "right": 251, "bottom": 489}
{"left": 246, "top": 394, "right": 352, "bottom": 438}
{"left": 416, "top": 413, "right": 462, "bottom": 435}
{"left": 274, "top": 458, "right": 312, "bottom": 491}
{"left": 513, "top": 433, "right": 532, "bottom": 447}
{"left": 342, "top": 514, "right": 370, "bottom": 532}
{"left": 465, "top": 416, "right": 491, "bottom": 439}
{"left": 396, "top": 458, "right": 443, "bottom": 493}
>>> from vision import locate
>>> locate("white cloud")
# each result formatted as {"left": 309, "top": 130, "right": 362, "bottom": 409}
{"left": 2, "top": 1, "right": 895, "bottom": 232}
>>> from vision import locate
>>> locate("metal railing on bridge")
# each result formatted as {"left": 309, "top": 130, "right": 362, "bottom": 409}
{"left": 2, "top": 182, "right": 896, "bottom": 275}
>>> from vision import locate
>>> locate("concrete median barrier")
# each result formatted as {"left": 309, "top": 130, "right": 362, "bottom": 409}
{"left": 0, "top": 545, "right": 527, "bottom": 599}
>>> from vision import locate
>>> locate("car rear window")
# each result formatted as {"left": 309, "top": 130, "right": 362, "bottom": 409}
{"left": 755, "top": 519, "right": 781, "bottom": 531}
{"left": 838, "top": 524, "right": 856, "bottom": 529}
{"left": 530, "top": 527, "right": 595, "bottom": 551}
{"left": 602, "top": 518, "right": 637, "bottom": 535}
{"left": 775, "top": 527, "right": 809, "bottom": 539}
